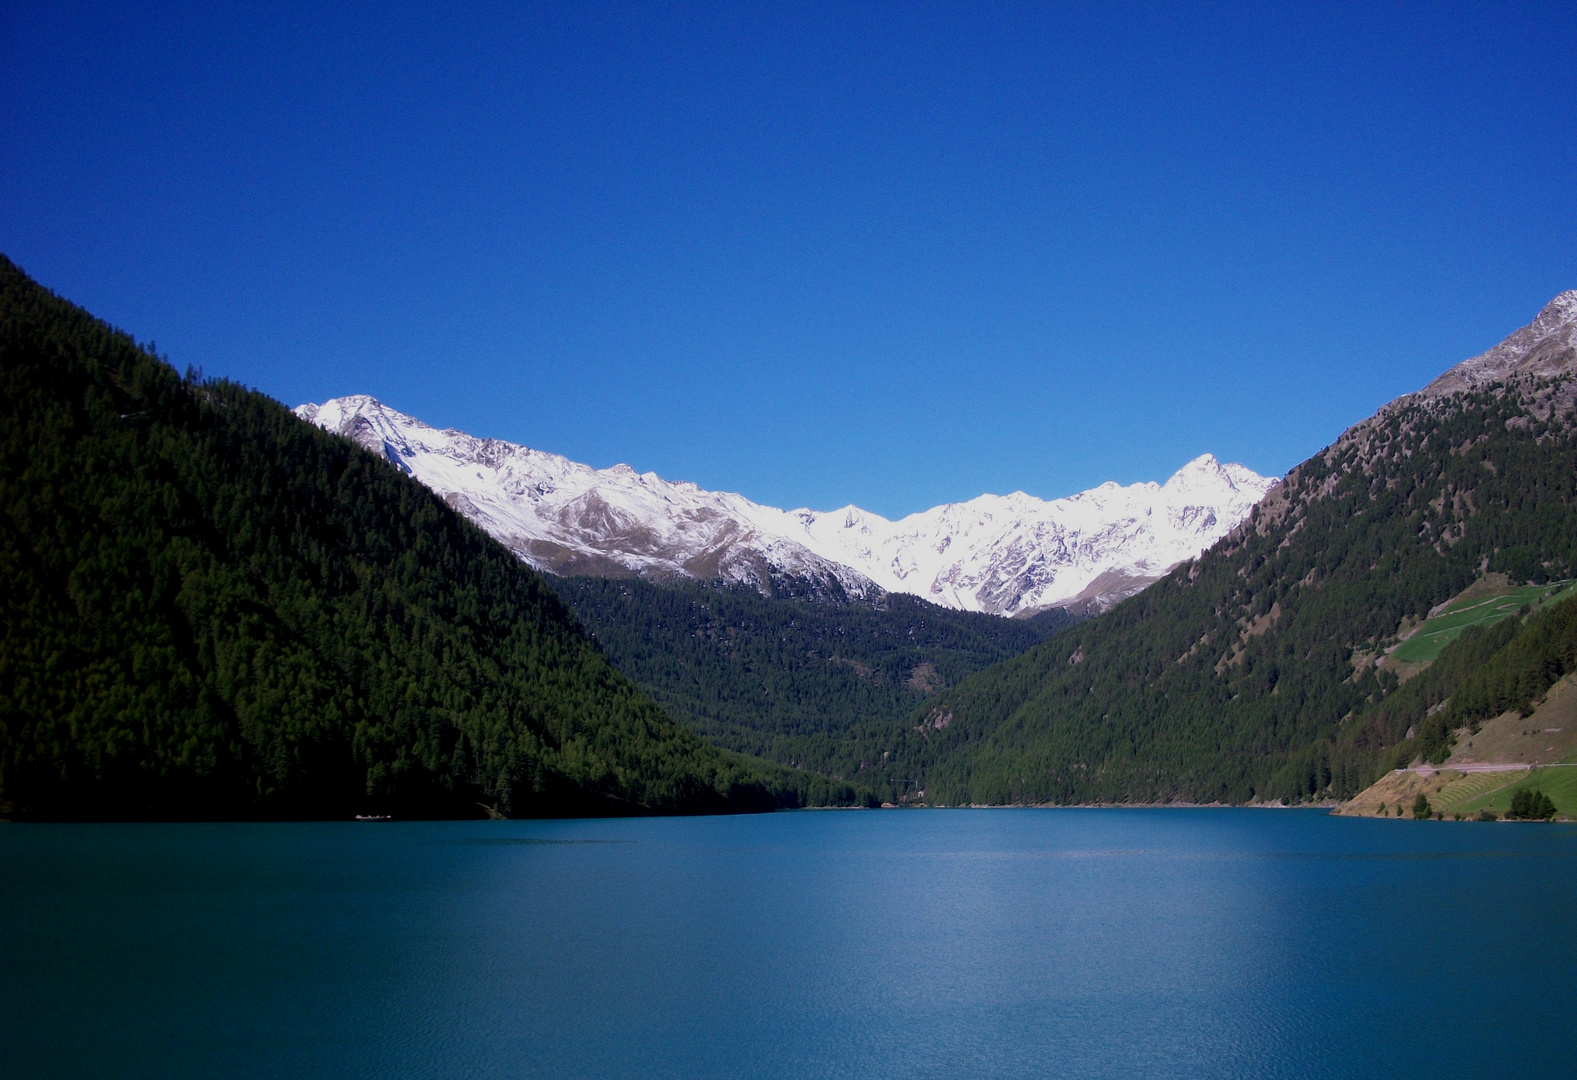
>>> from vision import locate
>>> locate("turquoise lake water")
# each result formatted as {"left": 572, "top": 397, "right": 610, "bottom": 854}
{"left": 2, "top": 809, "right": 1574, "bottom": 1079}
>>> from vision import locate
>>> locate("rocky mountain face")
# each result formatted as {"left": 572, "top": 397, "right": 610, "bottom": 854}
{"left": 295, "top": 397, "right": 1274, "bottom": 616}
{"left": 1417, "top": 290, "right": 1577, "bottom": 400}
{"left": 1252, "top": 289, "right": 1577, "bottom": 543}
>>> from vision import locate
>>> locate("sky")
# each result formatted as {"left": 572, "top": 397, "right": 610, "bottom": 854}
{"left": 3, "top": 2, "right": 1574, "bottom": 519}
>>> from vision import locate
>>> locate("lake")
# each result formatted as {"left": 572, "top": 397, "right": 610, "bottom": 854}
{"left": 2, "top": 809, "right": 1574, "bottom": 1079}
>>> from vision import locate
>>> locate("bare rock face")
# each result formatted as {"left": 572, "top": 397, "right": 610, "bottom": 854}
{"left": 295, "top": 399, "right": 1274, "bottom": 617}
{"left": 1417, "top": 291, "right": 1577, "bottom": 400}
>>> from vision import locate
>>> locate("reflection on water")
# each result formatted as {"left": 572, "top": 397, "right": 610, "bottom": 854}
{"left": 2, "top": 810, "right": 1574, "bottom": 1080}
{"left": 454, "top": 837, "right": 634, "bottom": 845}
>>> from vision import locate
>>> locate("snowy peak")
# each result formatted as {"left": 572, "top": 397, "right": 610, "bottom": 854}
{"left": 767, "top": 452, "right": 1274, "bottom": 616}
{"left": 296, "top": 396, "right": 879, "bottom": 601}
{"left": 296, "top": 396, "right": 1276, "bottom": 616}
{"left": 1166, "top": 453, "right": 1245, "bottom": 492}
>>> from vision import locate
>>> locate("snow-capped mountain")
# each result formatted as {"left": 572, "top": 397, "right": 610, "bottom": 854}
{"left": 784, "top": 455, "right": 1274, "bottom": 615}
{"left": 296, "top": 396, "right": 1276, "bottom": 616}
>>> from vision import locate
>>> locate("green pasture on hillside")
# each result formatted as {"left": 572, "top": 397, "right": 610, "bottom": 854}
{"left": 1430, "top": 770, "right": 1527, "bottom": 812}
{"left": 1390, "top": 581, "right": 1577, "bottom": 664}
{"left": 1453, "top": 763, "right": 1577, "bottom": 819}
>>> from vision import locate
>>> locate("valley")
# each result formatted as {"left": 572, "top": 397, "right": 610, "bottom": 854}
{"left": 290, "top": 288, "right": 1577, "bottom": 811}
{"left": 5, "top": 247, "right": 1577, "bottom": 819}
{"left": 549, "top": 574, "right": 1073, "bottom": 788}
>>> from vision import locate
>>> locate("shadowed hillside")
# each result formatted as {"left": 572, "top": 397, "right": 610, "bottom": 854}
{"left": 553, "top": 575, "right": 1073, "bottom": 786}
{"left": 0, "top": 255, "right": 862, "bottom": 819}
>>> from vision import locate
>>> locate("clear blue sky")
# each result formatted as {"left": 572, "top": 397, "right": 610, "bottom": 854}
{"left": 3, "top": 2, "right": 1573, "bottom": 518}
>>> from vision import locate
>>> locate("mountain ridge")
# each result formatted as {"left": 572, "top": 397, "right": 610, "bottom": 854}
{"left": 297, "top": 397, "right": 1274, "bottom": 617}
{"left": 1417, "top": 290, "right": 1577, "bottom": 400}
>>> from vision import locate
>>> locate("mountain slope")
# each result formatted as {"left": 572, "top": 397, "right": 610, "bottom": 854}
{"left": 298, "top": 396, "right": 1273, "bottom": 616}
{"left": 0, "top": 255, "right": 854, "bottom": 820}
{"left": 551, "top": 575, "right": 1073, "bottom": 780}
{"left": 889, "top": 291, "right": 1577, "bottom": 806}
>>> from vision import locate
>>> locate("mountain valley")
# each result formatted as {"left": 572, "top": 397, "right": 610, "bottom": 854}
{"left": 552, "top": 575, "right": 1074, "bottom": 784}
{"left": 6, "top": 246, "right": 1577, "bottom": 819}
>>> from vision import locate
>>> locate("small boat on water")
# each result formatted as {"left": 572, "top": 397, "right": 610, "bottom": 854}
{"left": 354, "top": 814, "right": 392, "bottom": 822}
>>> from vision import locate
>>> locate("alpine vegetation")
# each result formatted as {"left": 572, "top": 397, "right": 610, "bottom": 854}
{"left": 0, "top": 255, "right": 861, "bottom": 820}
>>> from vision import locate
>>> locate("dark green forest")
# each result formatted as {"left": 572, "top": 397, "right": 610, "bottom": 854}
{"left": 553, "top": 575, "right": 1071, "bottom": 781}
{"left": 1444, "top": 594, "right": 1577, "bottom": 727}
{"left": 871, "top": 372, "right": 1577, "bottom": 806}
{"left": 0, "top": 255, "right": 863, "bottom": 820}
{"left": 1333, "top": 590, "right": 1577, "bottom": 769}
{"left": 1332, "top": 614, "right": 1523, "bottom": 768}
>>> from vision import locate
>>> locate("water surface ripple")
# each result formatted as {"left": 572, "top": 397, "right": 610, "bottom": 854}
{"left": 3, "top": 809, "right": 1573, "bottom": 1079}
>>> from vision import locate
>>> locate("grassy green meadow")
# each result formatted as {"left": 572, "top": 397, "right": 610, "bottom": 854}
{"left": 1449, "top": 763, "right": 1577, "bottom": 819}
{"left": 1391, "top": 581, "right": 1577, "bottom": 664}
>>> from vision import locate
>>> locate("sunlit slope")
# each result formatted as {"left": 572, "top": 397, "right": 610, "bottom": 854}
{"left": 0, "top": 255, "right": 853, "bottom": 820}
{"left": 892, "top": 294, "right": 1577, "bottom": 806}
{"left": 1451, "top": 766, "right": 1577, "bottom": 818}
{"left": 1391, "top": 579, "right": 1576, "bottom": 663}
{"left": 1337, "top": 607, "right": 1577, "bottom": 819}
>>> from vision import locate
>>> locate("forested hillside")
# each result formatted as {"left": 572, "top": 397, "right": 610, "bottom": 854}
{"left": 1326, "top": 589, "right": 1577, "bottom": 770}
{"left": 883, "top": 309, "right": 1577, "bottom": 806}
{"left": 0, "top": 255, "right": 860, "bottom": 820}
{"left": 553, "top": 575, "right": 1071, "bottom": 781}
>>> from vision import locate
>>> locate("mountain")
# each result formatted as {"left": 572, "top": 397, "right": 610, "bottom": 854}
{"left": 551, "top": 575, "right": 1073, "bottom": 783}
{"left": 0, "top": 254, "right": 860, "bottom": 820}
{"left": 868, "top": 291, "right": 1577, "bottom": 806}
{"left": 296, "top": 395, "right": 878, "bottom": 602}
{"left": 297, "top": 396, "right": 1274, "bottom": 616}
{"left": 1416, "top": 290, "right": 1577, "bottom": 399}
{"left": 774, "top": 454, "right": 1273, "bottom": 616}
